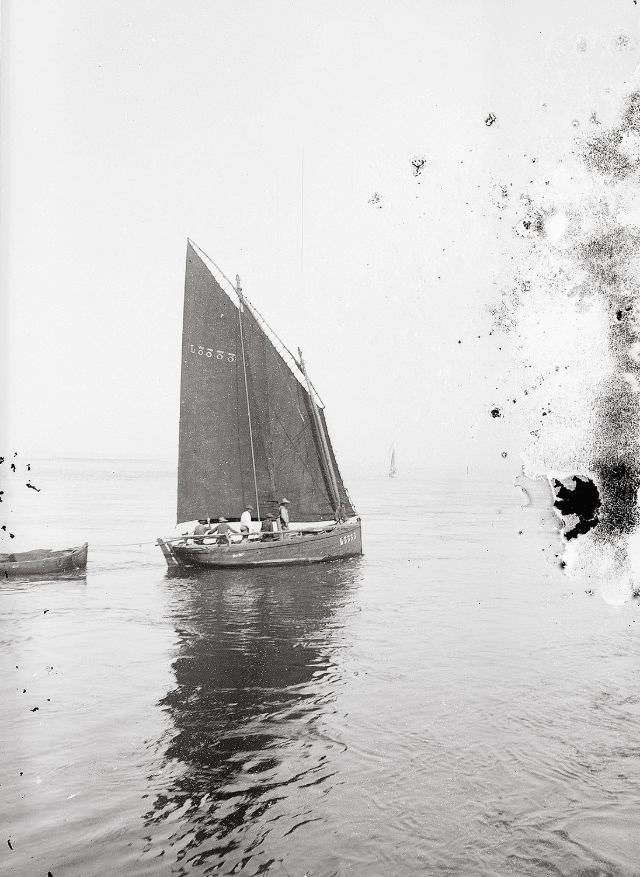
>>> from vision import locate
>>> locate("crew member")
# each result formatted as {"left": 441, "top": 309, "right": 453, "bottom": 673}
{"left": 213, "top": 517, "right": 232, "bottom": 544}
{"left": 261, "top": 514, "right": 277, "bottom": 541}
{"left": 279, "top": 498, "right": 290, "bottom": 532}
{"left": 193, "top": 519, "right": 209, "bottom": 544}
{"left": 240, "top": 505, "right": 253, "bottom": 540}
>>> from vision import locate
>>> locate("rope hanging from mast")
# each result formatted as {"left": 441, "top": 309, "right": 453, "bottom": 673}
{"left": 236, "top": 275, "right": 261, "bottom": 520}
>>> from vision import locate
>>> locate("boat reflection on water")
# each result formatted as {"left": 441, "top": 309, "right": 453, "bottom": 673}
{"left": 144, "top": 559, "right": 362, "bottom": 872}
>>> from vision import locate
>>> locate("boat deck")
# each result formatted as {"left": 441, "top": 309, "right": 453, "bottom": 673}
{"left": 159, "top": 520, "right": 362, "bottom": 569}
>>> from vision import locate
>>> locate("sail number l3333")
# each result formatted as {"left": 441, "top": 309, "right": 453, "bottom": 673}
{"left": 190, "top": 344, "right": 236, "bottom": 362}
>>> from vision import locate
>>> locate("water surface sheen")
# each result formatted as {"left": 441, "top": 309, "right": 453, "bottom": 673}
{"left": 1, "top": 460, "right": 639, "bottom": 876}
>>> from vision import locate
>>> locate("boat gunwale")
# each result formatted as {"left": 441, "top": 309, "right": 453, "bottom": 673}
{"left": 169, "top": 520, "right": 362, "bottom": 569}
{"left": 172, "top": 520, "right": 361, "bottom": 557}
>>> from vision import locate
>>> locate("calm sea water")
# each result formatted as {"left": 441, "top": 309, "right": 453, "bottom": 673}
{"left": 1, "top": 459, "right": 640, "bottom": 877}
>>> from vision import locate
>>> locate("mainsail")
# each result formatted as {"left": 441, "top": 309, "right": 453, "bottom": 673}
{"left": 177, "top": 241, "right": 356, "bottom": 524}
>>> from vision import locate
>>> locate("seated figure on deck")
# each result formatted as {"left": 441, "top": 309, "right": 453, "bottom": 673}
{"left": 240, "top": 505, "right": 253, "bottom": 540}
{"left": 193, "top": 519, "right": 210, "bottom": 544}
{"left": 261, "top": 514, "right": 278, "bottom": 541}
{"left": 212, "top": 517, "right": 232, "bottom": 545}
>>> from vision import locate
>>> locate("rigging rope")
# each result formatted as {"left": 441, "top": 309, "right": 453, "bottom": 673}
{"left": 97, "top": 541, "right": 158, "bottom": 547}
{"left": 187, "top": 238, "right": 238, "bottom": 295}
{"left": 237, "top": 289, "right": 261, "bottom": 520}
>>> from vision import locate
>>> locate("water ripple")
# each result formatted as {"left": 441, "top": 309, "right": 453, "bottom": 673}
{"left": 2, "top": 465, "right": 640, "bottom": 874}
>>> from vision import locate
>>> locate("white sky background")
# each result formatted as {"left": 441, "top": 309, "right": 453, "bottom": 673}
{"left": 2, "top": 1, "right": 640, "bottom": 477}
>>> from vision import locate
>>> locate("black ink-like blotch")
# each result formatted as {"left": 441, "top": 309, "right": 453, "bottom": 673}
{"left": 552, "top": 475, "right": 601, "bottom": 540}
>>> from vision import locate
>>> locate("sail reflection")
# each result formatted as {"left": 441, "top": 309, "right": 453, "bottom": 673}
{"left": 144, "top": 561, "right": 361, "bottom": 873}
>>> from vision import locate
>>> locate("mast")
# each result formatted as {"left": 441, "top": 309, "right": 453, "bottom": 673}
{"left": 236, "top": 274, "right": 261, "bottom": 519}
{"left": 298, "top": 347, "right": 341, "bottom": 513}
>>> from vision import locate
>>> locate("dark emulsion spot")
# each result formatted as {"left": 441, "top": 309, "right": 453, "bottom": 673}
{"left": 591, "top": 460, "right": 640, "bottom": 537}
{"left": 552, "top": 476, "right": 601, "bottom": 540}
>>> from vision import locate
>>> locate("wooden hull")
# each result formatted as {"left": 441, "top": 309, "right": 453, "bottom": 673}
{"left": 0, "top": 543, "right": 88, "bottom": 578}
{"left": 166, "top": 521, "right": 362, "bottom": 569}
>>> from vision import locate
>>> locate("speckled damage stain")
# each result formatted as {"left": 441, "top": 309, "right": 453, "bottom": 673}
{"left": 495, "top": 91, "right": 640, "bottom": 598}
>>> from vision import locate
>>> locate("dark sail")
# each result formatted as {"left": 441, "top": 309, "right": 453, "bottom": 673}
{"left": 239, "top": 303, "right": 356, "bottom": 520}
{"left": 177, "top": 242, "right": 356, "bottom": 523}
{"left": 319, "top": 408, "right": 356, "bottom": 513}
{"left": 177, "top": 243, "right": 271, "bottom": 522}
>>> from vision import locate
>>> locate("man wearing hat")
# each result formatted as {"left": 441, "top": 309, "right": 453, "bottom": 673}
{"left": 278, "top": 498, "right": 290, "bottom": 532}
{"left": 240, "top": 504, "right": 253, "bottom": 540}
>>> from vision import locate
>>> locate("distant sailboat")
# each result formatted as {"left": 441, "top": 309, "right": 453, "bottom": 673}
{"left": 158, "top": 240, "right": 362, "bottom": 569}
{"left": 388, "top": 445, "right": 397, "bottom": 478}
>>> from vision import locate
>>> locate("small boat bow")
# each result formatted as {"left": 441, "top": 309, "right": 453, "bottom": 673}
{"left": 1, "top": 543, "right": 88, "bottom": 578}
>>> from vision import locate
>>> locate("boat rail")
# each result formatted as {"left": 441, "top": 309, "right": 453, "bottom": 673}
{"left": 160, "top": 527, "right": 339, "bottom": 545}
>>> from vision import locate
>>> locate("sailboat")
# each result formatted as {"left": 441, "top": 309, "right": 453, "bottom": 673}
{"left": 157, "top": 240, "right": 362, "bottom": 570}
{"left": 388, "top": 445, "right": 397, "bottom": 478}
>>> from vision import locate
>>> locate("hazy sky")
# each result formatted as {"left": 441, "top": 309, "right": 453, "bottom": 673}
{"left": 2, "top": 1, "right": 639, "bottom": 476}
